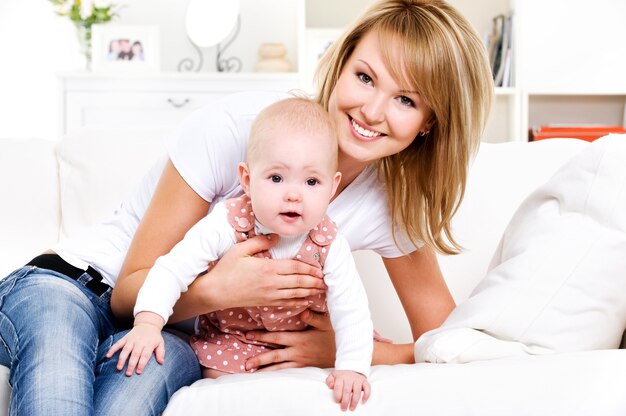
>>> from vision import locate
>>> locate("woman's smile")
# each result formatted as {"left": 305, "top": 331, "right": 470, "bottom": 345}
{"left": 350, "top": 116, "right": 385, "bottom": 141}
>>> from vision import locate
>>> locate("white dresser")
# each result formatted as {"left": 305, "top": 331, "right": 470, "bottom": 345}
{"left": 58, "top": 72, "right": 303, "bottom": 136}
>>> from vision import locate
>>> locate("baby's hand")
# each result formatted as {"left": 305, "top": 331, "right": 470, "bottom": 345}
{"left": 105, "top": 312, "right": 165, "bottom": 376}
{"left": 325, "top": 369, "right": 371, "bottom": 411}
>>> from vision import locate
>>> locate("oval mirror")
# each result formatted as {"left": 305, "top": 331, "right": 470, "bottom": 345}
{"left": 185, "top": 0, "right": 240, "bottom": 48}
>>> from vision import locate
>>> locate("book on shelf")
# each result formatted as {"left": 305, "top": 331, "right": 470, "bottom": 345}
{"left": 485, "top": 11, "right": 514, "bottom": 88}
{"left": 530, "top": 124, "right": 626, "bottom": 142}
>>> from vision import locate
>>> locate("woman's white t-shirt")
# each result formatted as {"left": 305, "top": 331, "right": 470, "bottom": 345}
{"left": 54, "top": 90, "right": 416, "bottom": 287}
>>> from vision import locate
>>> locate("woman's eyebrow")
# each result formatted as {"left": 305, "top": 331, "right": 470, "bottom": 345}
{"left": 357, "top": 59, "right": 377, "bottom": 79}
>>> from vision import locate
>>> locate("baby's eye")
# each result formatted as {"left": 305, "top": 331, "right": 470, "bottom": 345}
{"left": 357, "top": 72, "right": 373, "bottom": 85}
{"left": 270, "top": 175, "right": 282, "bottom": 183}
{"left": 306, "top": 178, "right": 318, "bottom": 186}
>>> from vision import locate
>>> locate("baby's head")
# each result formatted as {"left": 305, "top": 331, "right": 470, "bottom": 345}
{"left": 239, "top": 97, "right": 341, "bottom": 236}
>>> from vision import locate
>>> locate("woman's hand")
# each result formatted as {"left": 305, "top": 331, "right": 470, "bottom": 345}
{"left": 242, "top": 310, "right": 336, "bottom": 371}
{"left": 169, "top": 235, "right": 328, "bottom": 322}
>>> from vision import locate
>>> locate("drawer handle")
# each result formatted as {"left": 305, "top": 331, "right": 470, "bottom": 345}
{"left": 167, "top": 98, "right": 190, "bottom": 109}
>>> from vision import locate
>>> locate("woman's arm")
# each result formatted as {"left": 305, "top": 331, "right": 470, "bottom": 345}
{"left": 382, "top": 246, "right": 455, "bottom": 341}
{"left": 111, "top": 160, "right": 327, "bottom": 324}
{"left": 244, "top": 246, "right": 455, "bottom": 369}
{"left": 111, "top": 160, "right": 211, "bottom": 321}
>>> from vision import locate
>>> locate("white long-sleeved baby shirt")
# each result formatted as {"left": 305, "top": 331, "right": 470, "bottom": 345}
{"left": 134, "top": 200, "right": 374, "bottom": 376}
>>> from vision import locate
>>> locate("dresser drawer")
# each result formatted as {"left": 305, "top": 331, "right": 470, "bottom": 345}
{"left": 64, "top": 91, "right": 224, "bottom": 134}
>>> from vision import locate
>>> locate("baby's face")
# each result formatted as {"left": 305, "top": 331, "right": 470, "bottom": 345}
{"left": 240, "top": 129, "right": 340, "bottom": 236}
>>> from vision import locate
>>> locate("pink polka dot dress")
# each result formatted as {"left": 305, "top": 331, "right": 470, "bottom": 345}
{"left": 189, "top": 195, "right": 338, "bottom": 374}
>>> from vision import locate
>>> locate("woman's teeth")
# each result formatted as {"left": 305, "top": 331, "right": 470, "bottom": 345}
{"left": 351, "top": 119, "right": 382, "bottom": 138}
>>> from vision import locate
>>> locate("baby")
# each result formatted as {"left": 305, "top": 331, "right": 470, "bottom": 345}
{"left": 107, "top": 97, "right": 374, "bottom": 411}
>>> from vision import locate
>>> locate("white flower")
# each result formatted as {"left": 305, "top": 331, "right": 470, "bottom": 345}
{"left": 54, "top": 3, "right": 72, "bottom": 14}
{"left": 80, "top": 0, "right": 94, "bottom": 20}
{"left": 94, "top": 0, "right": 113, "bottom": 7}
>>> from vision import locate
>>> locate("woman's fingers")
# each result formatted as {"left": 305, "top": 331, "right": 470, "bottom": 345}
{"left": 209, "top": 235, "right": 327, "bottom": 309}
{"left": 300, "top": 310, "right": 332, "bottom": 330}
{"left": 244, "top": 343, "right": 290, "bottom": 370}
{"left": 252, "top": 360, "right": 302, "bottom": 372}
{"left": 244, "top": 323, "right": 336, "bottom": 370}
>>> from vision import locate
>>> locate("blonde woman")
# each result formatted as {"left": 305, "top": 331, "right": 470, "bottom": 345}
{"left": 0, "top": 1, "right": 492, "bottom": 414}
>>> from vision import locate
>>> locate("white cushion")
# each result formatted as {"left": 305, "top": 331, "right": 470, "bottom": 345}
{"left": 164, "top": 350, "right": 626, "bottom": 416}
{"left": 415, "top": 134, "right": 626, "bottom": 363}
{"left": 0, "top": 138, "right": 59, "bottom": 277}
{"left": 437, "top": 138, "right": 590, "bottom": 303}
{"left": 56, "top": 126, "right": 167, "bottom": 239}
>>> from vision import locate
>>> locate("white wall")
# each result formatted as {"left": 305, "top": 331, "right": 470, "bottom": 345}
{"left": 0, "top": 0, "right": 81, "bottom": 140}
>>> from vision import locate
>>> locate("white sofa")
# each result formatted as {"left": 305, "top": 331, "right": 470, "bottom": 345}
{"left": 1, "top": 127, "right": 626, "bottom": 415}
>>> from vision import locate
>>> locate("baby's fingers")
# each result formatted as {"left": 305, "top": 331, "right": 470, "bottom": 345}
{"left": 325, "top": 373, "right": 335, "bottom": 389}
{"left": 135, "top": 347, "right": 155, "bottom": 375}
{"left": 332, "top": 376, "right": 343, "bottom": 404}
{"left": 105, "top": 337, "right": 127, "bottom": 359}
{"left": 124, "top": 345, "right": 144, "bottom": 376}
{"left": 348, "top": 382, "right": 363, "bottom": 411}
{"left": 154, "top": 342, "right": 165, "bottom": 365}
{"left": 340, "top": 380, "right": 354, "bottom": 412}
{"left": 362, "top": 379, "right": 371, "bottom": 404}
{"left": 114, "top": 342, "right": 133, "bottom": 373}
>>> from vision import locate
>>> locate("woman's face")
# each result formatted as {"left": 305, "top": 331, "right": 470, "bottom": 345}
{"left": 328, "top": 30, "right": 432, "bottom": 165}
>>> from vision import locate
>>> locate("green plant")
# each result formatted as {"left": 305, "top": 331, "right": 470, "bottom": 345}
{"left": 48, "top": 0, "right": 119, "bottom": 29}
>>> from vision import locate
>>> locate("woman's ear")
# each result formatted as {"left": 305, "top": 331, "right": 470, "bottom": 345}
{"left": 238, "top": 162, "right": 251, "bottom": 195}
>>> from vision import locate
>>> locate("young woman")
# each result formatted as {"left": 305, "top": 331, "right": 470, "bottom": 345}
{"left": 0, "top": 0, "right": 492, "bottom": 414}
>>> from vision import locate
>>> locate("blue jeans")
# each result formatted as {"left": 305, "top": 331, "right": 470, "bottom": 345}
{"left": 0, "top": 266, "right": 201, "bottom": 415}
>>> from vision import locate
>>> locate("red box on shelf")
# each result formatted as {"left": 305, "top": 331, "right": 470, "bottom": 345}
{"left": 530, "top": 124, "right": 626, "bottom": 142}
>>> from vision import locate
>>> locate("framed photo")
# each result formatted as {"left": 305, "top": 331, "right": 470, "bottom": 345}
{"left": 91, "top": 25, "right": 160, "bottom": 72}
{"left": 303, "top": 28, "right": 344, "bottom": 93}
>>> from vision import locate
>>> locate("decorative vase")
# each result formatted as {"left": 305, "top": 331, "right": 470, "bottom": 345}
{"left": 75, "top": 24, "right": 93, "bottom": 70}
{"left": 255, "top": 43, "right": 292, "bottom": 73}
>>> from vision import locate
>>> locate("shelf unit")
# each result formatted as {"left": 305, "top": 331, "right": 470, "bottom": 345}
{"left": 515, "top": 0, "right": 626, "bottom": 142}
{"left": 452, "top": 0, "right": 626, "bottom": 143}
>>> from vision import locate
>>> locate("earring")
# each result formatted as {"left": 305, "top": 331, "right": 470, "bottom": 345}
{"left": 418, "top": 130, "right": 430, "bottom": 137}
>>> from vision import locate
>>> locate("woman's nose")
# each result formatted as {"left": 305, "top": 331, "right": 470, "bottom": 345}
{"left": 361, "top": 93, "right": 385, "bottom": 125}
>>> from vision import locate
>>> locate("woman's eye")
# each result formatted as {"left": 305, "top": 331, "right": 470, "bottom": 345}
{"left": 306, "top": 178, "right": 318, "bottom": 186}
{"left": 357, "top": 72, "right": 372, "bottom": 85}
{"left": 399, "top": 96, "right": 415, "bottom": 107}
{"left": 270, "top": 175, "right": 282, "bottom": 183}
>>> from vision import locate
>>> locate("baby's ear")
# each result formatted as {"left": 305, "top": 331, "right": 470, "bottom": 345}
{"left": 238, "top": 162, "right": 251, "bottom": 195}
{"left": 330, "top": 171, "right": 342, "bottom": 199}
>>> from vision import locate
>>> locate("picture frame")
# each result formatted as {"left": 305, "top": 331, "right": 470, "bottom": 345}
{"left": 303, "top": 28, "right": 344, "bottom": 93}
{"left": 91, "top": 25, "right": 160, "bottom": 73}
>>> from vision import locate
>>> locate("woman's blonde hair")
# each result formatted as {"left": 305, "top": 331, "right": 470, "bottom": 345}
{"left": 315, "top": 0, "right": 493, "bottom": 254}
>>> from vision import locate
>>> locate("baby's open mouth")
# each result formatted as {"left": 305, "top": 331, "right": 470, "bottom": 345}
{"left": 281, "top": 212, "right": 300, "bottom": 218}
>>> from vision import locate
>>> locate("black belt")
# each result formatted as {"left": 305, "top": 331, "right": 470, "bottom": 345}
{"left": 26, "top": 254, "right": 111, "bottom": 297}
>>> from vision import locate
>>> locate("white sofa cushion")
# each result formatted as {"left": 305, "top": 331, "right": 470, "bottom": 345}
{"left": 0, "top": 138, "right": 59, "bottom": 277}
{"left": 436, "top": 138, "right": 590, "bottom": 302}
{"left": 415, "top": 134, "right": 626, "bottom": 363}
{"left": 164, "top": 350, "right": 626, "bottom": 416}
{"left": 56, "top": 126, "right": 167, "bottom": 239}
